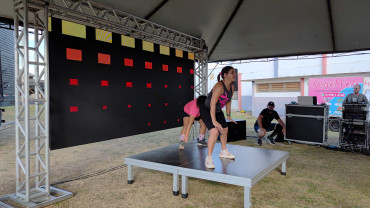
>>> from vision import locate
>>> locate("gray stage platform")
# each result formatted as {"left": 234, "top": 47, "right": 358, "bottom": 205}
{"left": 124, "top": 141, "right": 289, "bottom": 208}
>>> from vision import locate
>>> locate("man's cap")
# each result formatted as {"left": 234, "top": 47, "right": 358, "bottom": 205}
{"left": 268, "top": 101, "right": 275, "bottom": 106}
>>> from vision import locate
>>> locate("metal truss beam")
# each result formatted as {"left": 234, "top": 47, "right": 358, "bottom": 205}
{"left": 46, "top": 0, "right": 207, "bottom": 53}
{"left": 45, "top": 0, "right": 209, "bottom": 95}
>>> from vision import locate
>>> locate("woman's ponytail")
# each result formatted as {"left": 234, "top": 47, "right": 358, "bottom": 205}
{"left": 217, "top": 73, "right": 221, "bottom": 82}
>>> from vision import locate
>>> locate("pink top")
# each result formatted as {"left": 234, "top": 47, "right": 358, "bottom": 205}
{"left": 184, "top": 99, "right": 200, "bottom": 117}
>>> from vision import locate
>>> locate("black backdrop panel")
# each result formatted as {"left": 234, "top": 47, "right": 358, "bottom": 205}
{"left": 49, "top": 18, "right": 194, "bottom": 149}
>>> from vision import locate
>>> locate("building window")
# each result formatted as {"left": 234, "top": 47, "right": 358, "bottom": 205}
{"left": 257, "top": 83, "right": 270, "bottom": 92}
{"left": 256, "top": 82, "right": 300, "bottom": 92}
{"left": 285, "top": 82, "right": 301, "bottom": 92}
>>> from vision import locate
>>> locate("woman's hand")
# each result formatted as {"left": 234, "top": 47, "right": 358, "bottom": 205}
{"left": 212, "top": 120, "right": 223, "bottom": 130}
{"left": 227, "top": 116, "right": 237, "bottom": 124}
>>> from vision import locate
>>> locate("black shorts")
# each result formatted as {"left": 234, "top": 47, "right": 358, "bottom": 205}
{"left": 199, "top": 103, "right": 227, "bottom": 130}
{"left": 183, "top": 111, "right": 201, "bottom": 121}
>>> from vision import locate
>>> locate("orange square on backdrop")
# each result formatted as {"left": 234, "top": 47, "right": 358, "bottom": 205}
{"left": 98, "top": 53, "right": 111, "bottom": 65}
{"left": 66, "top": 48, "right": 82, "bottom": 61}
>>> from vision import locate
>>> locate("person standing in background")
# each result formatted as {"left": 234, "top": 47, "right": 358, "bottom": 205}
{"left": 343, "top": 84, "right": 368, "bottom": 104}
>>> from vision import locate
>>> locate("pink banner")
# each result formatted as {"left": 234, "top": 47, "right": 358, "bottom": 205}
{"left": 309, "top": 77, "right": 363, "bottom": 115}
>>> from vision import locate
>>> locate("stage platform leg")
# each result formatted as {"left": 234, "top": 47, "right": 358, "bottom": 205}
{"left": 181, "top": 176, "right": 188, "bottom": 198}
{"left": 281, "top": 161, "right": 287, "bottom": 175}
{"left": 127, "top": 165, "right": 134, "bottom": 184}
{"left": 244, "top": 186, "right": 251, "bottom": 208}
{"left": 173, "top": 174, "right": 179, "bottom": 196}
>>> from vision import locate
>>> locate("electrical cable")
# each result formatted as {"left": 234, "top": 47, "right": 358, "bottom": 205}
{"left": 51, "top": 164, "right": 127, "bottom": 186}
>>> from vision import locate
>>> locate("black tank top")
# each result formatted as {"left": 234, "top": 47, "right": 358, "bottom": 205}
{"left": 205, "top": 81, "right": 232, "bottom": 112}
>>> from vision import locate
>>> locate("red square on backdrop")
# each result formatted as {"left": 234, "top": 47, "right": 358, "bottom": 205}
{"left": 124, "top": 58, "right": 133, "bottom": 67}
{"left": 70, "top": 106, "right": 78, "bottom": 112}
{"left": 128, "top": 104, "right": 132, "bottom": 108}
{"left": 179, "top": 85, "right": 182, "bottom": 88}
{"left": 162, "top": 64, "right": 168, "bottom": 71}
{"left": 191, "top": 85, "right": 194, "bottom": 89}
{"left": 102, "top": 105, "right": 107, "bottom": 110}
{"left": 146, "top": 83, "right": 152, "bottom": 88}
{"left": 98, "top": 53, "right": 111, "bottom": 65}
{"left": 101, "top": 80, "right": 109, "bottom": 87}
{"left": 66, "top": 48, "right": 82, "bottom": 61}
{"left": 190, "top": 69, "right": 194, "bottom": 74}
{"left": 145, "top": 61, "right": 152, "bottom": 69}
{"left": 148, "top": 122, "right": 151, "bottom": 126}
{"left": 126, "top": 82, "right": 133, "bottom": 87}
{"left": 163, "top": 120, "right": 167, "bottom": 124}
{"left": 164, "top": 84, "right": 168, "bottom": 88}
{"left": 69, "top": 79, "right": 78, "bottom": 86}
{"left": 177, "top": 118, "right": 180, "bottom": 122}
{"left": 177, "top": 67, "right": 182, "bottom": 73}
{"left": 165, "top": 103, "right": 168, "bottom": 106}
{"left": 148, "top": 104, "right": 152, "bottom": 107}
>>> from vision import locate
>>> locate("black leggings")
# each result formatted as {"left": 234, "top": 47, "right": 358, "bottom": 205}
{"left": 199, "top": 104, "right": 227, "bottom": 130}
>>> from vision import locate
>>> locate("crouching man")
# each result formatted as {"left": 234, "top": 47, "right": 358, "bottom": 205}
{"left": 254, "top": 101, "right": 286, "bottom": 145}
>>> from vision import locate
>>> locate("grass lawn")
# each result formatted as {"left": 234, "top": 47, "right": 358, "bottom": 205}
{"left": 0, "top": 106, "right": 369, "bottom": 207}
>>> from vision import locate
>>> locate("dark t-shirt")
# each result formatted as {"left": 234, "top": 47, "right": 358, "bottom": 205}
{"left": 205, "top": 81, "right": 233, "bottom": 112}
{"left": 254, "top": 108, "right": 280, "bottom": 128}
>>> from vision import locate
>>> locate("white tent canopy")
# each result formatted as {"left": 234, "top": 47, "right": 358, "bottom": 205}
{"left": 1, "top": 0, "right": 370, "bottom": 61}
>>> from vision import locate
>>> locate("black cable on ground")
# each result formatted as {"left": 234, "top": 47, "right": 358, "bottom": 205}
{"left": 51, "top": 164, "right": 127, "bottom": 186}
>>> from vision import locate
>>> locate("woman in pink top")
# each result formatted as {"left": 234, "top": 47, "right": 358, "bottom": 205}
{"left": 179, "top": 95, "right": 207, "bottom": 150}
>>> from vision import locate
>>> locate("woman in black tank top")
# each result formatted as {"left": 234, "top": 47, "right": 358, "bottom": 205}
{"left": 199, "top": 66, "right": 237, "bottom": 169}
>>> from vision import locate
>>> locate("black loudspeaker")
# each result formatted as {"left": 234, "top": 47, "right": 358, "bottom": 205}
{"left": 226, "top": 119, "right": 246, "bottom": 141}
{"left": 285, "top": 104, "right": 328, "bottom": 145}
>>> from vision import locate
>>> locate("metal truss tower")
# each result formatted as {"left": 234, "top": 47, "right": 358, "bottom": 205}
{"left": 194, "top": 51, "right": 208, "bottom": 97}
{"left": 0, "top": 0, "right": 208, "bottom": 207}
{"left": 0, "top": 0, "right": 72, "bottom": 207}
